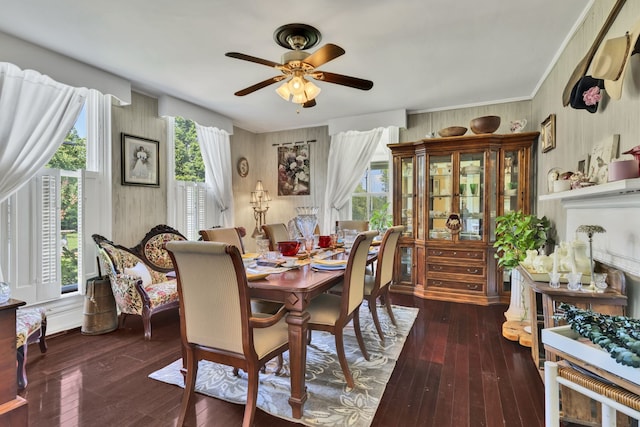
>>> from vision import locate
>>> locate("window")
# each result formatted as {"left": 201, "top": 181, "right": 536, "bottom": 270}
{"left": 351, "top": 135, "right": 391, "bottom": 222}
{"left": 172, "top": 117, "right": 207, "bottom": 240}
{"left": 352, "top": 161, "right": 389, "bottom": 220}
{"left": 1, "top": 90, "right": 110, "bottom": 305}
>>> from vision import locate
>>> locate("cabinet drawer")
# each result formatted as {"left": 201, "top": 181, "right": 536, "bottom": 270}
{"left": 426, "top": 278, "right": 484, "bottom": 293}
{"left": 426, "top": 248, "right": 485, "bottom": 261}
{"left": 426, "top": 263, "right": 484, "bottom": 277}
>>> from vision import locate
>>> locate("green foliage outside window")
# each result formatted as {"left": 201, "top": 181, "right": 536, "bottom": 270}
{"left": 47, "top": 127, "right": 86, "bottom": 289}
{"left": 174, "top": 117, "right": 205, "bottom": 182}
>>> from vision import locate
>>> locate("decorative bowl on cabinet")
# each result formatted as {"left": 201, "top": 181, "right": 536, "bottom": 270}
{"left": 470, "top": 115, "right": 501, "bottom": 134}
{"left": 438, "top": 126, "right": 467, "bottom": 137}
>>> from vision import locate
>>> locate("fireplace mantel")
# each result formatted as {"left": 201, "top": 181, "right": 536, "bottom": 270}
{"left": 540, "top": 177, "right": 640, "bottom": 276}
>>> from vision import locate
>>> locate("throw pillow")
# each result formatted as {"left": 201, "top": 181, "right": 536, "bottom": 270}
{"left": 124, "top": 262, "right": 153, "bottom": 287}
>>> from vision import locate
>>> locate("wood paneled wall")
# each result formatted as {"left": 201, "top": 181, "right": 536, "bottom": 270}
{"left": 111, "top": 92, "right": 167, "bottom": 246}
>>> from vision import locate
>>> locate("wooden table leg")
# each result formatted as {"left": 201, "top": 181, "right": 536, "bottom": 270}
{"left": 286, "top": 308, "right": 310, "bottom": 418}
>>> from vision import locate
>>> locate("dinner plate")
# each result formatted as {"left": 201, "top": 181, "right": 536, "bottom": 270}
{"left": 311, "top": 261, "right": 347, "bottom": 270}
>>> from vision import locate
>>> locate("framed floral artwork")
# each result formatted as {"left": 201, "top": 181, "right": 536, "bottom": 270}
{"left": 121, "top": 133, "right": 159, "bottom": 187}
{"left": 278, "top": 144, "right": 310, "bottom": 196}
{"left": 541, "top": 114, "right": 556, "bottom": 153}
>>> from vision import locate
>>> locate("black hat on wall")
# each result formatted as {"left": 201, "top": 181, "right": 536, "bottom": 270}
{"left": 569, "top": 75, "right": 605, "bottom": 113}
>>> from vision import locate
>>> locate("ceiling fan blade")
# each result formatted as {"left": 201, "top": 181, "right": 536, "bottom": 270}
{"left": 225, "top": 52, "right": 282, "bottom": 68}
{"left": 304, "top": 44, "right": 345, "bottom": 68}
{"left": 234, "top": 76, "right": 286, "bottom": 96}
{"left": 312, "top": 71, "right": 373, "bottom": 90}
{"left": 302, "top": 99, "right": 316, "bottom": 108}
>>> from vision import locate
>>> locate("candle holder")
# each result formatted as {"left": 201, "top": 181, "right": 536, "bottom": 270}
{"left": 576, "top": 225, "right": 606, "bottom": 288}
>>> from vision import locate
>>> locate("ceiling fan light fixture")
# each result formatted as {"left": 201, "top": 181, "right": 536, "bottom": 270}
{"left": 292, "top": 92, "right": 308, "bottom": 104}
{"left": 276, "top": 82, "right": 291, "bottom": 101}
{"left": 304, "top": 80, "right": 321, "bottom": 101}
{"left": 288, "top": 76, "right": 306, "bottom": 95}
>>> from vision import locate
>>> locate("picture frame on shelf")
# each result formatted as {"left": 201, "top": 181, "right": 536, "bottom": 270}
{"left": 121, "top": 133, "right": 159, "bottom": 187}
{"left": 541, "top": 114, "right": 556, "bottom": 153}
{"left": 577, "top": 154, "right": 590, "bottom": 175}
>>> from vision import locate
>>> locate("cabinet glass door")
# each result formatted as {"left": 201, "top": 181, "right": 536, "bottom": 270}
{"left": 400, "top": 157, "right": 413, "bottom": 236}
{"left": 459, "top": 152, "right": 484, "bottom": 241}
{"left": 428, "top": 154, "right": 452, "bottom": 240}
{"left": 416, "top": 153, "right": 425, "bottom": 240}
{"left": 398, "top": 245, "right": 413, "bottom": 284}
{"left": 503, "top": 150, "right": 520, "bottom": 214}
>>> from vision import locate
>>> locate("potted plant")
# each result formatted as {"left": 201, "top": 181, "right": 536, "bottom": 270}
{"left": 493, "top": 210, "right": 551, "bottom": 270}
{"left": 494, "top": 210, "right": 551, "bottom": 321}
{"left": 369, "top": 202, "right": 392, "bottom": 234}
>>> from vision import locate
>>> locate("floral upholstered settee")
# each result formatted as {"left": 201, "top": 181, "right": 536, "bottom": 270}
{"left": 92, "top": 225, "right": 187, "bottom": 340}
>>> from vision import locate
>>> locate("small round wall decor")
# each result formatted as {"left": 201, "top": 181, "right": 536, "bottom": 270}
{"left": 237, "top": 157, "right": 249, "bottom": 177}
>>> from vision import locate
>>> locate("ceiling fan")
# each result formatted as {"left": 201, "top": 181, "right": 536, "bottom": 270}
{"left": 225, "top": 23, "right": 373, "bottom": 108}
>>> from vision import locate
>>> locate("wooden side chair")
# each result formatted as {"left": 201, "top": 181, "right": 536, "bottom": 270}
{"left": 364, "top": 225, "right": 404, "bottom": 342}
{"left": 305, "top": 230, "right": 378, "bottom": 389}
{"left": 16, "top": 307, "right": 47, "bottom": 389}
{"left": 199, "top": 227, "right": 246, "bottom": 253}
{"left": 261, "top": 223, "right": 290, "bottom": 250}
{"left": 166, "top": 241, "right": 290, "bottom": 427}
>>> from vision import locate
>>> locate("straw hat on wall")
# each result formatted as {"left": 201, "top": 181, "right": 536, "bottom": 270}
{"left": 592, "top": 18, "right": 640, "bottom": 100}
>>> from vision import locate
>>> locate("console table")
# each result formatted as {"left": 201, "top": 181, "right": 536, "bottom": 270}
{"left": 518, "top": 264, "right": 627, "bottom": 369}
{"left": 0, "top": 299, "right": 28, "bottom": 425}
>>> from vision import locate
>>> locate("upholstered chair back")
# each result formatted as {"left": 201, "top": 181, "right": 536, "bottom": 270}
{"left": 337, "top": 220, "right": 369, "bottom": 232}
{"left": 376, "top": 226, "right": 404, "bottom": 289}
{"left": 166, "top": 241, "right": 249, "bottom": 354}
{"left": 262, "top": 223, "right": 290, "bottom": 250}
{"left": 344, "top": 230, "right": 378, "bottom": 314}
{"left": 200, "top": 227, "right": 245, "bottom": 253}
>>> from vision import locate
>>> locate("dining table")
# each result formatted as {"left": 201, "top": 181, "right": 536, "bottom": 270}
{"left": 247, "top": 249, "right": 377, "bottom": 419}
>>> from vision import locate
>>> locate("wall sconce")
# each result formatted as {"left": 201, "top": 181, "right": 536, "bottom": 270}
{"left": 250, "top": 180, "right": 271, "bottom": 238}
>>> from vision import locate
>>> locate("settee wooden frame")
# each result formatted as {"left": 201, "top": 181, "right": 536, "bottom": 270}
{"left": 92, "top": 225, "right": 186, "bottom": 340}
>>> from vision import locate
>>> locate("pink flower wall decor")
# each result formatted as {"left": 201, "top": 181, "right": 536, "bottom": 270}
{"left": 582, "top": 86, "right": 602, "bottom": 106}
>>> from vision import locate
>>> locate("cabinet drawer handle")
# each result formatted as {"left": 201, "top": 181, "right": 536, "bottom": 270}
{"left": 453, "top": 251, "right": 457, "bottom": 255}
{"left": 467, "top": 284, "right": 479, "bottom": 290}
{"left": 466, "top": 268, "right": 479, "bottom": 273}
{"left": 433, "top": 281, "right": 443, "bottom": 286}
{"left": 467, "top": 252, "right": 479, "bottom": 258}
{"left": 432, "top": 265, "right": 443, "bottom": 271}
{"left": 431, "top": 250, "right": 443, "bottom": 256}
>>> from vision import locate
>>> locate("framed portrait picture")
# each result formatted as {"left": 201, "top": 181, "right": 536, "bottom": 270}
{"left": 121, "top": 133, "right": 159, "bottom": 187}
{"left": 541, "top": 114, "right": 556, "bottom": 153}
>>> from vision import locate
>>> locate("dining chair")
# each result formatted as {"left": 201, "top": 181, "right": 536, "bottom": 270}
{"left": 200, "top": 227, "right": 281, "bottom": 315}
{"left": 262, "top": 223, "right": 290, "bottom": 250}
{"left": 363, "top": 225, "right": 404, "bottom": 343}
{"left": 166, "top": 241, "right": 290, "bottom": 427}
{"left": 306, "top": 230, "right": 378, "bottom": 389}
{"left": 199, "top": 227, "right": 245, "bottom": 253}
{"left": 336, "top": 220, "right": 369, "bottom": 232}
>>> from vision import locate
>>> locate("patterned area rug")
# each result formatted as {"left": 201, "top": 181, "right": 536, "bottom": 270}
{"left": 149, "top": 302, "right": 418, "bottom": 427}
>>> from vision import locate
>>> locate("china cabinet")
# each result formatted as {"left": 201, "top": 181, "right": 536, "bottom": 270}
{"left": 389, "top": 132, "right": 538, "bottom": 305}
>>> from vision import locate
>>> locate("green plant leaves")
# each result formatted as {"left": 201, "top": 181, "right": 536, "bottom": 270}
{"left": 493, "top": 210, "right": 551, "bottom": 270}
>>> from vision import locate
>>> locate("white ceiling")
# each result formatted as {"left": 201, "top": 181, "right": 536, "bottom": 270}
{"left": 0, "top": 0, "right": 589, "bottom": 133}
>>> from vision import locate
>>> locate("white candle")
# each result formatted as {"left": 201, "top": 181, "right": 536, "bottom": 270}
{"left": 568, "top": 245, "right": 578, "bottom": 274}
{"left": 552, "top": 251, "right": 558, "bottom": 275}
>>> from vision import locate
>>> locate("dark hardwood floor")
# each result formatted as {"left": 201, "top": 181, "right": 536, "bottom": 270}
{"left": 19, "top": 295, "right": 547, "bottom": 427}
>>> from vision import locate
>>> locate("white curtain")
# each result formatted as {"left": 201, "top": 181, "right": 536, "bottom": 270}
{"left": 322, "top": 127, "right": 384, "bottom": 233}
{"left": 0, "top": 62, "right": 88, "bottom": 204}
{"left": 196, "top": 124, "right": 234, "bottom": 226}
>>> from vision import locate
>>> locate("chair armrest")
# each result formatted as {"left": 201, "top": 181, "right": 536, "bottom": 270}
{"left": 249, "top": 305, "right": 287, "bottom": 328}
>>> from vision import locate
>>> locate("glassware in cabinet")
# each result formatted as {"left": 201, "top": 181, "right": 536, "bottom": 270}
{"left": 400, "top": 156, "right": 413, "bottom": 236}
{"left": 458, "top": 152, "right": 484, "bottom": 241}
{"left": 428, "top": 154, "right": 452, "bottom": 241}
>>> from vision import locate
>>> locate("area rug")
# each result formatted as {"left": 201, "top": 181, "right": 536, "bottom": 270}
{"left": 149, "top": 302, "right": 419, "bottom": 427}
